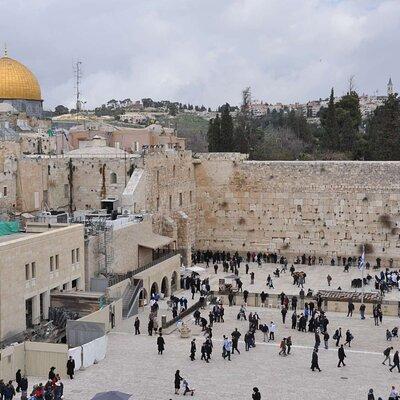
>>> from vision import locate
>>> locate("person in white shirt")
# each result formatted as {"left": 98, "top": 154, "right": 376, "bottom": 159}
{"left": 269, "top": 321, "right": 276, "bottom": 341}
{"left": 389, "top": 386, "right": 398, "bottom": 400}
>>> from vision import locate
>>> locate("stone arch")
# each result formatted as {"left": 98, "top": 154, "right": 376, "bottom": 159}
{"left": 161, "top": 276, "right": 169, "bottom": 298}
{"left": 150, "top": 281, "right": 159, "bottom": 296}
{"left": 171, "top": 271, "right": 178, "bottom": 293}
{"left": 139, "top": 288, "right": 148, "bottom": 307}
{"left": 110, "top": 172, "right": 117, "bottom": 184}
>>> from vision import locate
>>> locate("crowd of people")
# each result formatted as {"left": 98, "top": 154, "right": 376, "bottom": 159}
{"left": 2, "top": 366, "right": 66, "bottom": 400}
{"left": 136, "top": 248, "right": 400, "bottom": 398}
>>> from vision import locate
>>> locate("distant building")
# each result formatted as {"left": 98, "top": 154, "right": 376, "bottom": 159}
{"left": 388, "top": 77, "right": 394, "bottom": 96}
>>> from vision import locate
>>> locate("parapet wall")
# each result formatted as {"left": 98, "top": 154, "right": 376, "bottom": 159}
{"left": 194, "top": 157, "right": 400, "bottom": 264}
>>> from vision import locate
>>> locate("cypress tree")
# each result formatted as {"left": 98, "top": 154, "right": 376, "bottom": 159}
{"left": 219, "top": 103, "right": 234, "bottom": 151}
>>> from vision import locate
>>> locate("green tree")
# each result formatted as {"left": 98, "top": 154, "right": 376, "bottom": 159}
{"left": 219, "top": 103, "right": 234, "bottom": 151}
{"left": 207, "top": 114, "right": 221, "bottom": 152}
{"left": 365, "top": 94, "right": 400, "bottom": 160}
{"left": 54, "top": 105, "right": 69, "bottom": 115}
{"left": 320, "top": 88, "right": 339, "bottom": 151}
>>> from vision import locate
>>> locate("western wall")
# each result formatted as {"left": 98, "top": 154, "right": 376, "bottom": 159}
{"left": 193, "top": 153, "right": 400, "bottom": 264}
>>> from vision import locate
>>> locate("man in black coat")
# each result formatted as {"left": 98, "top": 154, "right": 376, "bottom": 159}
{"left": 157, "top": 333, "right": 165, "bottom": 355}
{"left": 311, "top": 349, "right": 321, "bottom": 371}
{"left": 190, "top": 339, "right": 196, "bottom": 361}
{"left": 337, "top": 344, "right": 346, "bottom": 367}
{"left": 390, "top": 350, "right": 400, "bottom": 372}
{"left": 67, "top": 356, "right": 75, "bottom": 379}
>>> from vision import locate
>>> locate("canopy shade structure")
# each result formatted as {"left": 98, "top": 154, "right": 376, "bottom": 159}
{"left": 138, "top": 232, "right": 174, "bottom": 249}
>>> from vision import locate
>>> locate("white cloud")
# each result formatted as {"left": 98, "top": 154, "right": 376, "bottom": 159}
{"left": 0, "top": 0, "right": 398, "bottom": 109}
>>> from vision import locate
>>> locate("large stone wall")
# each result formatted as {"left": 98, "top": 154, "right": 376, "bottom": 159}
{"left": 142, "top": 150, "right": 197, "bottom": 264}
{"left": 194, "top": 154, "right": 400, "bottom": 264}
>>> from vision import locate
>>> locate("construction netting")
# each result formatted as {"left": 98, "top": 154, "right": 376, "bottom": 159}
{"left": 0, "top": 221, "right": 20, "bottom": 236}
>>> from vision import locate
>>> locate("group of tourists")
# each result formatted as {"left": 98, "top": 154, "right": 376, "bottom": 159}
{"left": 4, "top": 366, "right": 65, "bottom": 400}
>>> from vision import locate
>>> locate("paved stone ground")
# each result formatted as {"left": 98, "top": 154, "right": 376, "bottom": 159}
{"left": 31, "top": 282, "right": 400, "bottom": 400}
{"left": 195, "top": 261, "right": 400, "bottom": 301}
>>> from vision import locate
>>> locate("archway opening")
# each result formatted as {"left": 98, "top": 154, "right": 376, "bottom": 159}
{"left": 139, "top": 288, "right": 148, "bottom": 307}
{"left": 150, "top": 282, "right": 159, "bottom": 297}
{"left": 171, "top": 271, "right": 178, "bottom": 293}
{"left": 161, "top": 276, "right": 169, "bottom": 298}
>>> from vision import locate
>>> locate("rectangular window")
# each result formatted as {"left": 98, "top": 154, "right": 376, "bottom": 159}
{"left": 156, "top": 197, "right": 159, "bottom": 211}
{"left": 71, "top": 249, "right": 75, "bottom": 264}
{"left": 31, "top": 262, "right": 36, "bottom": 278}
{"left": 169, "top": 195, "right": 172, "bottom": 210}
{"left": 55, "top": 254, "right": 59, "bottom": 269}
{"left": 189, "top": 191, "right": 192, "bottom": 203}
{"left": 156, "top": 170, "right": 160, "bottom": 184}
{"left": 43, "top": 190, "right": 48, "bottom": 205}
{"left": 25, "top": 264, "right": 30, "bottom": 280}
{"left": 3, "top": 187, "right": 7, "bottom": 197}
{"left": 50, "top": 256, "right": 54, "bottom": 272}
{"left": 76, "top": 248, "right": 80, "bottom": 263}
{"left": 179, "top": 192, "right": 183, "bottom": 206}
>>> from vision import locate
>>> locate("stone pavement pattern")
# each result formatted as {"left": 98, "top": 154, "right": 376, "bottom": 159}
{"left": 34, "top": 298, "right": 399, "bottom": 400}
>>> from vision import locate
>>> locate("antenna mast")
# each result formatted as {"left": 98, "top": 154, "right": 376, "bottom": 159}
{"left": 74, "top": 60, "right": 82, "bottom": 112}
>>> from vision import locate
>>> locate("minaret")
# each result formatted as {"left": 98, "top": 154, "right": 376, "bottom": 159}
{"left": 388, "top": 77, "right": 393, "bottom": 96}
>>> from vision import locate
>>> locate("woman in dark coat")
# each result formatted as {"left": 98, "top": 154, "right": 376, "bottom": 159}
{"left": 157, "top": 333, "right": 165, "bottom": 354}
{"left": 174, "top": 370, "right": 183, "bottom": 395}
{"left": 15, "top": 370, "right": 21, "bottom": 392}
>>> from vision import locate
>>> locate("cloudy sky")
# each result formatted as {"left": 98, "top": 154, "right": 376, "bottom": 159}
{"left": 0, "top": 0, "right": 399, "bottom": 109}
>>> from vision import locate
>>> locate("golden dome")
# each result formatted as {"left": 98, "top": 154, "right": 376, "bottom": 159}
{"left": 0, "top": 55, "right": 42, "bottom": 101}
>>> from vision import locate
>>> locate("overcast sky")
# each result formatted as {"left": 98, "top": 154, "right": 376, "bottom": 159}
{"left": 0, "top": 0, "right": 399, "bottom": 110}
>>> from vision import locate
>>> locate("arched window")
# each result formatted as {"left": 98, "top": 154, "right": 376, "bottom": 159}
{"left": 110, "top": 172, "right": 117, "bottom": 184}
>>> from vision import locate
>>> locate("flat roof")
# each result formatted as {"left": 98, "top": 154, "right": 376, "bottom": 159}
{"left": 0, "top": 232, "right": 34, "bottom": 244}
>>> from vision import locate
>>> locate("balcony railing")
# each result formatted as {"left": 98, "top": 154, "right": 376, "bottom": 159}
{"left": 107, "top": 250, "right": 182, "bottom": 287}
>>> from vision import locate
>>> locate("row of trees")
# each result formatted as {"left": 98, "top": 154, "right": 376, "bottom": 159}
{"left": 207, "top": 87, "right": 400, "bottom": 161}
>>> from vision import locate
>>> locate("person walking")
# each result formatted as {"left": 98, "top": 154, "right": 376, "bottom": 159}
{"left": 157, "top": 333, "right": 165, "bottom": 355}
{"left": 390, "top": 350, "right": 400, "bottom": 372}
{"left": 252, "top": 387, "right": 261, "bottom": 400}
{"left": 279, "top": 338, "right": 287, "bottom": 356}
{"left": 20, "top": 375, "right": 28, "bottom": 400}
{"left": 311, "top": 348, "right": 321, "bottom": 372}
{"left": 182, "top": 378, "right": 195, "bottom": 396}
{"left": 190, "top": 339, "right": 196, "bottom": 361}
{"left": 231, "top": 328, "right": 241, "bottom": 354}
{"left": 281, "top": 307, "right": 287, "bottom": 324}
{"left": 337, "top": 344, "right": 346, "bottom": 367}
{"left": 66, "top": 356, "right": 75, "bottom": 379}
{"left": 344, "top": 329, "right": 354, "bottom": 347}
{"left": 383, "top": 346, "right": 393, "bottom": 366}
{"left": 367, "top": 388, "right": 375, "bottom": 400}
{"left": 333, "top": 328, "right": 342, "bottom": 347}
{"left": 286, "top": 336, "right": 292, "bottom": 355}
{"left": 359, "top": 303, "right": 366, "bottom": 320}
{"left": 134, "top": 317, "right": 140, "bottom": 335}
{"left": 327, "top": 274, "right": 332, "bottom": 286}
{"left": 269, "top": 321, "right": 276, "bottom": 341}
{"left": 174, "top": 370, "right": 183, "bottom": 395}
{"left": 323, "top": 331, "right": 330, "bottom": 349}
{"left": 291, "top": 312, "right": 297, "bottom": 329}
{"left": 347, "top": 301, "right": 355, "bottom": 317}
{"left": 15, "top": 370, "right": 21, "bottom": 393}
{"left": 223, "top": 339, "right": 232, "bottom": 361}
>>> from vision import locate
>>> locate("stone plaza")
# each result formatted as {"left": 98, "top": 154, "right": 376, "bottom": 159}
{"left": 31, "top": 261, "right": 399, "bottom": 400}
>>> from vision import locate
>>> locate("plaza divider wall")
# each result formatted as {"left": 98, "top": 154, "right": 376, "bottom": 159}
{"left": 213, "top": 291, "right": 399, "bottom": 316}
